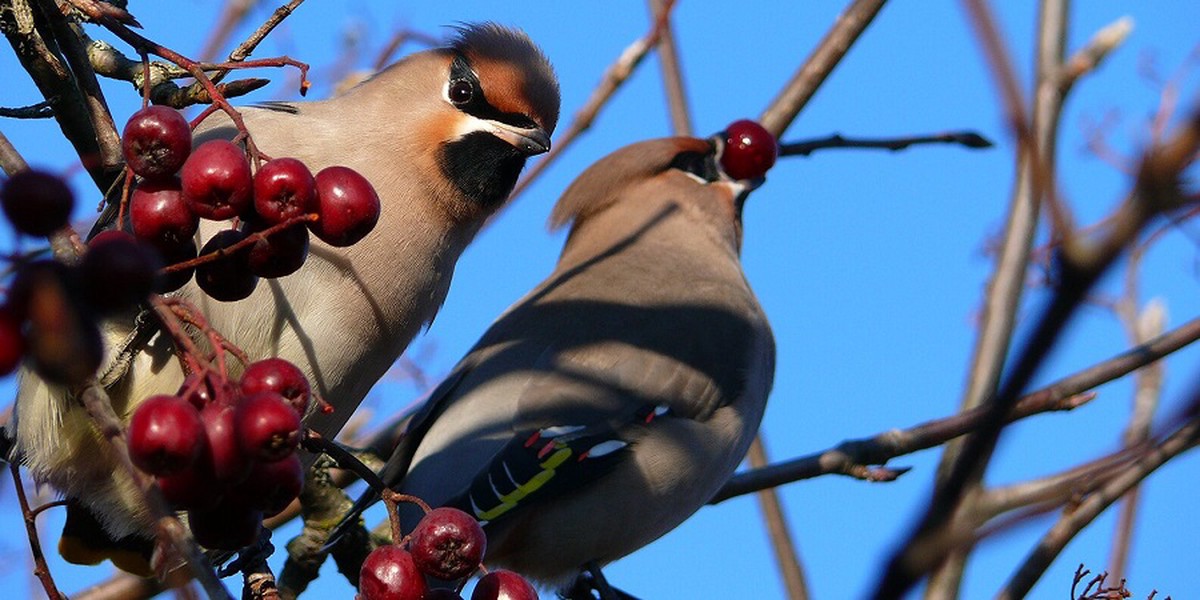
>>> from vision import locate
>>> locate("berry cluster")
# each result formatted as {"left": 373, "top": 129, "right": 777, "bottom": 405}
{"left": 359, "top": 505, "right": 537, "bottom": 600}
{"left": 122, "top": 105, "right": 381, "bottom": 302}
{"left": 128, "top": 358, "right": 310, "bottom": 549}
{"left": 0, "top": 174, "right": 163, "bottom": 384}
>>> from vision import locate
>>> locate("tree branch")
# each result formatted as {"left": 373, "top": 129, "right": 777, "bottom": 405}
{"left": 757, "top": 0, "right": 888, "bottom": 139}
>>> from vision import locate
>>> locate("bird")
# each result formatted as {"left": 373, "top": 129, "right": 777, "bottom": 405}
{"left": 9, "top": 22, "right": 559, "bottom": 575}
{"left": 336, "top": 134, "right": 776, "bottom": 593}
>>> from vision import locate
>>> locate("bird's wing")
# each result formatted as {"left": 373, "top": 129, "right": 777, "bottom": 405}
{"left": 438, "top": 335, "right": 751, "bottom": 527}
{"left": 324, "top": 359, "right": 477, "bottom": 546}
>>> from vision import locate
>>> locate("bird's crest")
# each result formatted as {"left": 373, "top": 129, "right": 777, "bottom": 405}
{"left": 548, "top": 137, "right": 712, "bottom": 230}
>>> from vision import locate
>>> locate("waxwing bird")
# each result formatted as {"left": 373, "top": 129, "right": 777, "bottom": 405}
{"left": 10, "top": 22, "right": 559, "bottom": 573}
{"left": 337, "top": 136, "right": 775, "bottom": 592}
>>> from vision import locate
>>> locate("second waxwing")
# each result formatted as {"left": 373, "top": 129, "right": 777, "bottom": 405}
{"left": 336, "top": 135, "right": 776, "bottom": 592}
{"left": 9, "top": 22, "right": 559, "bottom": 573}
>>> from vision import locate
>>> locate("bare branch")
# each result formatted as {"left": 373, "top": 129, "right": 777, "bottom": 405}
{"left": 779, "top": 130, "right": 992, "bottom": 157}
{"left": 648, "top": 0, "right": 691, "bottom": 136}
{"left": 0, "top": 130, "right": 31, "bottom": 175}
{"left": 508, "top": 0, "right": 675, "bottom": 203}
{"left": 0, "top": 99, "right": 55, "bottom": 119}
{"left": 997, "top": 414, "right": 1200, "bottom": 599}
{"left": 757, "top": 0, "right": 888, "bottom": 139}
{"left": 748, "top": 435, "right": 809, "bottom": 600}
{"left": 10, "top": 464, "right": 66, "bottom": 600}
{"left": 0, "top": 0, "right": 110, "bottom": 189}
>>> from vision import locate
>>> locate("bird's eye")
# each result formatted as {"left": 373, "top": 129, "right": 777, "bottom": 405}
{"left": 449, "top": 79, "right": 474, "bottom": 105}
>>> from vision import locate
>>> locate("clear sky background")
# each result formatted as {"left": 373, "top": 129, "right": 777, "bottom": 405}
{"left": 1, "top": 1, "right": 1198, "bottom": 598}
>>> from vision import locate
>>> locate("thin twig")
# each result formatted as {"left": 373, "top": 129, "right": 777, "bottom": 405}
{"left": 37, "top": 0, "right": 122, "bottom": 173}
{"left": 997, "top": 413, "right": 1200, "bottom": 599}
{"left": 779, "top": 131, "right": 991, "bottom": 157}
{"left": 10, "top": 464, "right": 66, "bottom": 600}
{"left": 0, "top": 130, "right": 31, "bottom": 175}
{"left": 199, "top": 0, "right": 259, "bottom": 62}
{"left": 0, "top": 100, "right": 55, "bottom": 119}
{"left": 647, "top": 0, "right": 691, "bottom": 136}
{"left": 926, "top": 1, "right": 1071, "bottom": 594}
{"left": 748, "top": 436, "right": 809, "bottom": 600}
{"left": 507, "top": 0, "right": 676, "bottom": 203}
{"left": 757, "top": 0, "right": 888, "bottom": 139}
{"left": 0, "top": 0, "right": 109, "bottom": 190}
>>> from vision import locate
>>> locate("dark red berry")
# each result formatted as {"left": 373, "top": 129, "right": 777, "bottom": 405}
{"left": 16, "top": 261, "right": 102, "bottom": 386}
{"left": 128, "top": 394, "right": 204, "bottom": 476}
{"left": 181, "top": 140, "right": 253, "bottom": 220}
{"left": 177, "top": 372, "right": 237, "bottom": 409}
{"left": 130, "top": 177, "right": 198, "bottom": 249}
{"left": 81, "top": 230, "right": 163, "bottom": 314}
{"left": 0, "top": 306, "right": 25, "bottom": 375}
{"left": 239, "top": 358, "right": 310, "bottom": 416}
{"left": 409, "top": 507, "right": 486, "bottom": 581}
{"left": 719, "top": 119, "right": 778, "bottom": 181}
{"left": 1, "top": 169, "right": 74, "bottom": 236}
{"left": 188, "top": 500, "right": 261, "bottom": 550}
{"left": 359, "top": 545, "right": 427, "bottom": 600}
{"left": 253, "top": 157, "right": 316, "bottom": 225}
{"left": 245, "top": 220, "right": 309, "bottom": 278}
{"left": 310, "top": 166, "right": 380, "bottom": 247}
{"left": 157, "top": 455, "right": 221, "bottom": 511}
{"left": 423, "top": 590, "right": 464, "bottom": 600}
{"left": 200, "top": 401, "right": 251, "bottom": 485}
{"left": 196, "top": 229, "right": 258, "bottom": 302}
{"left": 471, "top": 570, "right": 538, "bottom": 600}
{"left": 122, "top": 106, "right": 192, "bottom": 180}
{"left": 232, "top": 453, "right": 303, "bottom": 517}
{"left": 235, "top": 391, "right": 301, "bottom": 463}
{"left": 154, "top": 238, "right": 197, "bottom": 294}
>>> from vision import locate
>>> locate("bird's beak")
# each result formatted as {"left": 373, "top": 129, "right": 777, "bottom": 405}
{"left": 486, "top": 120, "right": 551, "bottom": 156}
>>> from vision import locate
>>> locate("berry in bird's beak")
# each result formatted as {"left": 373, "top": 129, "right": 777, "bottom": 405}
{"left": 718, "top": 119, "right": 778, "bottom": 181}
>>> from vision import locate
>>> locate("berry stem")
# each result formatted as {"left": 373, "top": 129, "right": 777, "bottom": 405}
{"left": 162, "top": 214, "right": 317, "bottom": 274}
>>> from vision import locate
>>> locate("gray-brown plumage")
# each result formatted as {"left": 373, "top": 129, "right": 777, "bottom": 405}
{"left": 340, "top": 136, "right": 775, "bottom": 591}
{"left": 10, "top": 23, "right": 558, "bottom": 571}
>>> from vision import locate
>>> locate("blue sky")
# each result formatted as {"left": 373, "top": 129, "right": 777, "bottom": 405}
{"left": 1, "top": 1, "right": 1198, "bottom": 598}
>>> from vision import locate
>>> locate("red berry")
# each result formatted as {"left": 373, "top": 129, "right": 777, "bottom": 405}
{"left": 178, "top": 372, "right": 238, "bottom": 409}
{"left": 122, "top": 106, "right": 192, "bottom": 180}
{"left": 128, "top": 394, "right": 204, "bottom": 476}
{"left": 188, "top": 500, "right": 261, "bottom": 550}
{"left": 310, "top": 166, "right": 380, "bottom": 247}
{"left": 235, "top": 391, "right": 301, "bottom": 462}
{"left": 181, "top": 140, "right": 253, "bottom": 220}
{"left": 0, "top": 306, "right": 25, "bottom": 375}
{"left": 232, "top": 453, "right": 303, "bottom": 517}
{"left": 239, "top": 358, "right": 310, "bottom": 416}
{"left": 16, "top": 261, "right": 102, "bottom": 386}
{"left": 1, "top": 169, "right": 74, "bottom": 236}
{"left": 196, "top": 229, "right": 258, "bottom": 302}
{"left": 200, "top": 401, "right": 251, "bottom": 485}
{"left": 359, "top": 545, "right": 427, "bottom": 600}
{"left": 409, "top": 507, "right": 486, "bottom": 581}
{"left": 154, "top": 238, "right": 197, "bottom": 294}
{"left": 81, "top": 230, "right": 163, "bottom": 314}
{"left": 719, "top": 119, "right": 778, "bottom": 181}
{"left": 471, "top": 570, "right": 538, "bottom": 600}
{"left": 245, "top": 220, "right": 309, "bottom": 279}
{"left": 253, "top": 157, "right": 316, "bottom": 225}
{"left": 424, "top": 590, "right": 464, "bottom": 600}
{"left": 157, "top": 456, "right": 221, "bottom": 511}
{"left": 130, "top": 177, "right": 198, "bottom": 249}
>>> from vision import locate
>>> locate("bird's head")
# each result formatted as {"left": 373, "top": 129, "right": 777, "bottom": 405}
{"left": 549, "top": 137, "right": 756, "bottom": 251}
{"left": 356, "top": 23, "right": 559, "bottom": 223}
